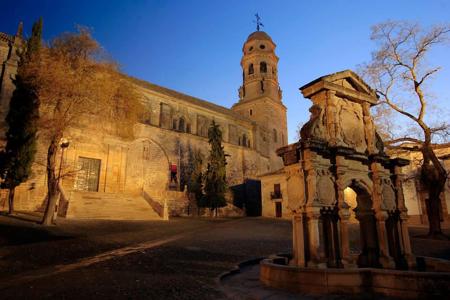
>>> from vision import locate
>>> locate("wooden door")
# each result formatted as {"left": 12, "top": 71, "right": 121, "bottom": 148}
{"left": 275, "top": 202, "right": 282, "bottom": 218}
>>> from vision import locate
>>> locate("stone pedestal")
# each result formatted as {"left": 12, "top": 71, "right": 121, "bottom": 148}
{"left": 290, "top": 213, "right": 305, "bottom": 267}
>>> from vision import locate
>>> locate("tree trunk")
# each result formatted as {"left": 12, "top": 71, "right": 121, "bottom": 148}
{"left": 41, "top": 137, "right": 59, "bottom": 225}
{"left": 425, "top": 183, "right": 445, "bottom": 237}
{"left": 8, "top": 187, "right": 15, "bottom": 215}
{"left": 421, "top": 141, "right": 447, "bottom": 239}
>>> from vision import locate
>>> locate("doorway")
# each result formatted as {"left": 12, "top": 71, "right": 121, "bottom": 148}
{"left": 275, "top": 202, "right": 282, "bottom": 218}
{"left": 74, "top": 157, "right": 101, "bottom": 192}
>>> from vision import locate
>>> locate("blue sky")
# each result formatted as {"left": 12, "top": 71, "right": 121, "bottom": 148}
{"left": 2, "top": 0, "right": 449, "bottom": 142}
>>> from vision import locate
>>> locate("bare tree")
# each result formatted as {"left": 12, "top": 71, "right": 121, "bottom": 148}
{"left": 362, "top": 21, "right": 450, "bottom": 238}
{"left": 23, "top": 27, "right": 142, "bottom": 225}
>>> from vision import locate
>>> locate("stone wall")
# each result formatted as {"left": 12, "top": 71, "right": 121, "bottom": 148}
{"left": 3, "top": 96, "right": 271, "bottom": 217}
{"left": 0, "top": 31, "right": 22, "bottom": 148}
{"left": 260, "top": 170, "right": 291, "bottom": 219}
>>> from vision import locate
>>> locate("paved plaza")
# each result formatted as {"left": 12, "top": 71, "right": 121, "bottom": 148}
{"left": 0, "top": 216, "right": 449, "bottom": 299}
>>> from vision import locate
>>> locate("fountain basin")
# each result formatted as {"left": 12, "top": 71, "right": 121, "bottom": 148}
{"left": 260, "top": 255, "right": 450, "bottom": 299}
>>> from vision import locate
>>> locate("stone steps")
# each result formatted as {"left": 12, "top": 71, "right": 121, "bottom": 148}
{"left": 66, "top": 191, "right": 162, "bottom": 220}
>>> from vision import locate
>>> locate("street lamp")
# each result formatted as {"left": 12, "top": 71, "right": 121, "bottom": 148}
{"left": 57, "top": 138, "right": 70, "bottom": 185}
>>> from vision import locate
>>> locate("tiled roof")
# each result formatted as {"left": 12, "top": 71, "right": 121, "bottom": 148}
{"left": 128, "top": 76, "right": 253, "bottom": 123}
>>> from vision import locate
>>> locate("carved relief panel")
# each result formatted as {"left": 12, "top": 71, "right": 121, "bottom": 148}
{"left": 316, "top": 169, "right": 336, "bottom": 206}
{"left": 285, "top": 165, "right": 305, "bottom": 211}
{"left": 159, "top": 103, "right": 172, "bottom": 129}
{"left": 336, "top": 98, "right": 367, "bottom": 153}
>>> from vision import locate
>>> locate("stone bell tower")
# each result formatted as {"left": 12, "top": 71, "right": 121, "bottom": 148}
{"left": 232, "top": 26, "right": 287, "bottom": 172}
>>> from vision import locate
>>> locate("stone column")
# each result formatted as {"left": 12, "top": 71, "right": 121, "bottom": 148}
{"left": 338, "top": 205, "right": 355, "bottom": 267}
{"left": 375, "top": 210, "right": 395, "bottom": 269}
{"left": 394, "top": 166, "right": 416, "bottom": 268}
{"left": 371, "top": 162, "right": 395, "bottom": 268}
{"left": 290, "top": 212, "right": 305, "bottom": 267}
{"left": 306, "top": 207, "right": 326, "bottom": 268}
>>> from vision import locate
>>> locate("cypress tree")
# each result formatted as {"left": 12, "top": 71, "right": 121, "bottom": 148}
{"left": 187, "top": 148, "right": 204, "bottom": 215}
{"left": 203, "top": 120, "right": 227, "bottom": 216}
{"left": 0, "top": 18, "right": 42, "bottom": 214}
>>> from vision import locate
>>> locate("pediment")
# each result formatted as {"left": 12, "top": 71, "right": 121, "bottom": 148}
{"left": 323, "top": 70, "right": 374, "bottom": 96}
{"left": 300, "top": 70, "right": 378, "bottom": 104}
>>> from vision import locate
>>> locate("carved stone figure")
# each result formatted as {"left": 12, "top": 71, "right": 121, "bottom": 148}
{"left": 300, "top": 104, "right": 324, "bottom": 140}
{"left": 381, "top": 178, "right": 396, "bottom": 211}
{"left": 362, "top": 102, "right": 376, "bottom": 153}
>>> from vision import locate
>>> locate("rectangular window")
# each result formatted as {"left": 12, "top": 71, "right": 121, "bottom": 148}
{"left": 74, "top": 157, "right": 101, "bottom": 192}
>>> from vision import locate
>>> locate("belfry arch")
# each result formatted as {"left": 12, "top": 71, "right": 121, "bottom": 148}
{"left": 276, "top": 70, "right": 414, "bottom": 269}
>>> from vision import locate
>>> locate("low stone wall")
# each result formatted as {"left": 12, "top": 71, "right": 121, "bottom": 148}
{"left": 260, "top": 257, "right": 450, "bottom": 299}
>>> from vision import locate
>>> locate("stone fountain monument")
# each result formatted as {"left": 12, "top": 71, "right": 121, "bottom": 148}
{"left": 260, "top": 70, "right": 450, "bottom": 298}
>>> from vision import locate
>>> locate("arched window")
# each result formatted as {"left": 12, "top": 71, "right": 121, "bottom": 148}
{"left": 260, "top": 61, "right": 267, "bottom": 73}
{"left": 249, "top": 109, "right": 253, "bottom": 116}
{"left": 248, "top": 64, "right": 254, "bottom": 75}
{"left": 186, "top": 123, "right": 191, "bottom": 133}
{"left": 273, "top": 129, "right": 278, "bottom": 143}
{"left": 172, "top": 119, "right": 177, "bottom": 130}
{"left": 242, "top": 134, "right": 247, "bottom": 147}
{"left": 178, "top": 117, "right": 185, "bottom": 132}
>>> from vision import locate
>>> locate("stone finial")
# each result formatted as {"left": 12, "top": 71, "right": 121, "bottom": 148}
{"left": 16, "top": 21, "right": 23, "bottom": 38}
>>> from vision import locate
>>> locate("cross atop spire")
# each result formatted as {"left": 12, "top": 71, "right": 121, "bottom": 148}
{"left": 254, "top": 13, "right": 264, "bottom": 31}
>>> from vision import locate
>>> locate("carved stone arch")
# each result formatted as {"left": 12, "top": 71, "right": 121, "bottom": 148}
{"left": 178, "top": 116, "right": 186, "bottom": 132}
{"left": 248, "top": 63, "right": 254, "bottom": 75}
{"left": 260, "top": 61, "right": 267, "bottom": 73}
{"left": 126, "top": 138, "right": 170, "bottom": 193}
{"left": 242, "top": 134, "right": 247, "bottom": 147}
{"left": 341, "top": 175, "right": 373, "bottom": 196}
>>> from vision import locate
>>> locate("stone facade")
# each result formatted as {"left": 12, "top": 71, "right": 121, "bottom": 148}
{"left": 262, "top": 70, "right": 414, "bottom": 269}
{"left": 260, "top": 75, "right": 450, "bottom": 228}
{"left": 0, "top": 24, "right": 23, "bottom": 148}
{"left": 391, "top": 146, "right": 450, "bottom": 226}
{"left": 0, "top": 27, "right": 288, "bottom": 220}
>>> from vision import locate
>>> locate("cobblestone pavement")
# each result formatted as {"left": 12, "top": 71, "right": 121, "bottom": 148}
{"left": 0, "top": 216, "right": 292, "bottom": 299}
{"left": 0, "top": 216, "right": 448, "bottom": 299}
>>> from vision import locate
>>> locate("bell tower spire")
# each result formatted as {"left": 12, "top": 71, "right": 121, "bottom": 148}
{"left": 232, "top": 27, "right": 287, "bottom": 172}
{"left": 237, "top": 29, "right": 282, "bottom": 104}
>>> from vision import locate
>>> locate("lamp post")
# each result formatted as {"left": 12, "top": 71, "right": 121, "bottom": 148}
{"left": 54, "top": 138, "right": 70, "bottom": 217}
{"left": 57, "top": 138, "right": 70, "bottom": 187}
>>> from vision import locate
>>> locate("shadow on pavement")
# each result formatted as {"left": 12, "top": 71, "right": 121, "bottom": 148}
{"left": 0, "top": 223, "right": 73, "bottom": 246}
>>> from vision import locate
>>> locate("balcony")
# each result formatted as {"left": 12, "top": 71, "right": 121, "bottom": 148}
{"left": 270, "top": 191, "right": 282, "bottom": 200}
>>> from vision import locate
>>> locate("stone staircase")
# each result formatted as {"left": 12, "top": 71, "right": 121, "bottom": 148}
{"left": 65, "top": 191, "right": 162, "bottom": 220}
{"left": 142, "top": 189, "right": 189, "bottom": 217}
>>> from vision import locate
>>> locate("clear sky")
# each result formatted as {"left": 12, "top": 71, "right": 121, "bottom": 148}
{"left": 2, "top": 0, "right": 449, "bottom": 142}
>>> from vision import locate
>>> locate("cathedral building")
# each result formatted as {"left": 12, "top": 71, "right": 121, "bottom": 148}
{"left": 0, "top": 24, "right": 287, "bottom": 219}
